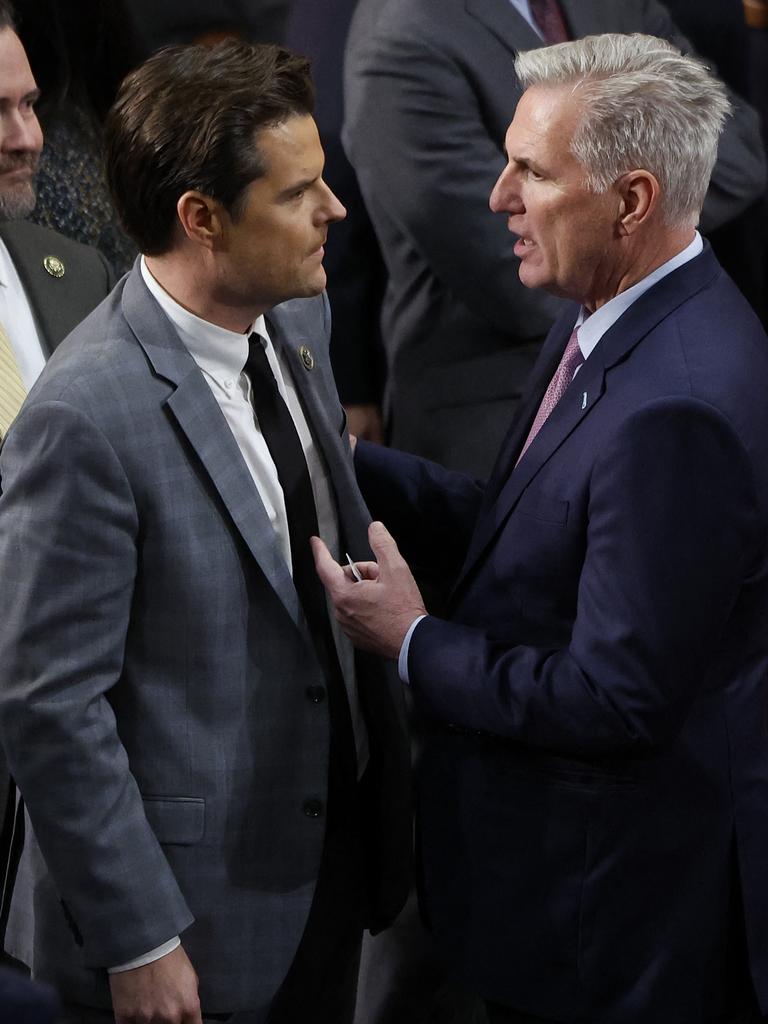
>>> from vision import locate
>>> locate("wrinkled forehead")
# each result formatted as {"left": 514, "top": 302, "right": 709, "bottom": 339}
{"left": 504, "top": 84, "right": 585, "bottom": 164}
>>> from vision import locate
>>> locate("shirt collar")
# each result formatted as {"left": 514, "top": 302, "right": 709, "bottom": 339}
{"left": 139, "top": 255, "right": 267, "bottom": 384}
{"left": 575, "top": 231, "right": 703, "bottom": 360}
{"left": 0, "top": 237, "right": 14, "bottom": 291}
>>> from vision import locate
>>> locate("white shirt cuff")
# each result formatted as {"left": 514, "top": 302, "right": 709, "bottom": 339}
{"left": 398, "top": 615, "right": 428, "bottom": 684}
{"left": 108, "top": 936, "right": 180, "bottom": 974}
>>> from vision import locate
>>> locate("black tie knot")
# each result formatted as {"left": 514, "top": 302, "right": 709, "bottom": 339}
{"left": 246, "top": 332, "right": 279, "bottom": 406}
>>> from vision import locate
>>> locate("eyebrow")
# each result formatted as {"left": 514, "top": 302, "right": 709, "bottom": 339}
{"left": 507, "top": 154, "right": 544, "bottom": 176}
{"left": 0, "top": 88, "right": 41, "bottom": 108}
{"left": 277, "top": 173, "right": 320, "bottom": 201}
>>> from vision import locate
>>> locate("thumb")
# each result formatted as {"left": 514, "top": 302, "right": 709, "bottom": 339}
{"left": 367, "top": 521, "right": 404, "bottom": 572}
{"left": 311, "top": 535, "right": 345, "bottom": 593}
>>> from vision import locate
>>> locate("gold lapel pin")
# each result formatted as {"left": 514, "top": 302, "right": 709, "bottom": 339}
{"left": 43, "top": 255, "right": 65, "bottom": 278}
{"left": 299, "top": 345, "right": 314, "bottom": 371}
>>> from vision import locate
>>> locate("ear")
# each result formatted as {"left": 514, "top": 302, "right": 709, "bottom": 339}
{"left": 175, "top": 190, "right": 223, "bottom": 250}
{"left": 615, "top": 170, "right": 660, "bottom": 236}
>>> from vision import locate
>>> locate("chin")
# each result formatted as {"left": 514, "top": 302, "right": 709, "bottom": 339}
{"left": 0, "top": 184, "right": 37, "bottom": 222}
{"left": 518, "top": 267, "right": 548, "bottom": 292}
{"left": 302, "top": 270, "right": 328, "bottom": 296}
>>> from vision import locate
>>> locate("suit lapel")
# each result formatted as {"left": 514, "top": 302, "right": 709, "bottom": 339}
{"left": 455, "top": 245, "right": 722, "bottom": 594}
{"left": 121, "top": 269, "right": 303, "bottom": 628}
{"left": 0, "top": 223, "right": 80, "bottom": 357}
{"left": 267, "top": 310, "right": 372, "bottom": 557}
{"left": 561, "top": 0, "right": 626, "bottom": 37}
{"left": 464, "top": 0, "right": 640, "bottom": 60}
{"left": 465, "top": 0, "right": 542, "bottom": 54}
{"left": 458, "top": 336, "right": 606, "bottom": 588}
{"left": 482, "top": 313, "right": 577, "bottom": 504}
{"left": 560, "top": 0, "right": 641, "bottom": 37}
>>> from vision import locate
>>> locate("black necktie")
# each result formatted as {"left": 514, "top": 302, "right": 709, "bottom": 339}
{"left": 244, "top": 334, "right": 357, "bottom": 794}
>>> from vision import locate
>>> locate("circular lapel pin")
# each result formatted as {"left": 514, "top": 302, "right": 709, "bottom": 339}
{"left": 43, "top": 255, "right": 65, "bottom": 278}
{"left": 299, "top": 345, "right": 314, "bottom": 371}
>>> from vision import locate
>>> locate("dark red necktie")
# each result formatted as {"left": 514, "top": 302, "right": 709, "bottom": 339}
{"left": 529, "top": 0, "right": 572, "bottom": 44}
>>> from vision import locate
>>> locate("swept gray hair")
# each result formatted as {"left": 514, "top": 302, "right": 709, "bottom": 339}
{"left": 514, "top": 33, "right": 731, "bottom": 227}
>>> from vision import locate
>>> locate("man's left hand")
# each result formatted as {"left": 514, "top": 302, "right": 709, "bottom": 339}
{"left": 312, "top": 521, "right": 426, "bottom": 659}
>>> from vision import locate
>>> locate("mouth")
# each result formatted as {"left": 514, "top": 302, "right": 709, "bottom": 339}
{"left": 513, "top": 235, "right": 536, "bottom": 258}
{"left": 0, "top": 155, "right": 38, "bottom": 178}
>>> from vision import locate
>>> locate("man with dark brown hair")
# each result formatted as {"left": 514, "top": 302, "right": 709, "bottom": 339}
{"left": 0, "top": 37, "right": 410, "bottom": 1024}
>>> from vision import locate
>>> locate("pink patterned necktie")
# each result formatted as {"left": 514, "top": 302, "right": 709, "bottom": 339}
{"left": 529, "top": 0, "right": 571, "bottom": 44}
{"left": 517, "top": 328, "right": 583, "bottom": 463}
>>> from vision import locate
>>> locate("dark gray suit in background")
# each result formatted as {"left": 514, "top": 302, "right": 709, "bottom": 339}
{"left": 0, "top": 221, "right": 114, "bottom": 356}
{"left": 344, "top": 0, "right": 767, "bottom": 476}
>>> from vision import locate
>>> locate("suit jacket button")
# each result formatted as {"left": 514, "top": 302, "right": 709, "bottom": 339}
{"left": 306, "top": 685, "right": 326, "bottom": 703}
{"left": 303, "top": 798, "right": 324, "bottom": 818}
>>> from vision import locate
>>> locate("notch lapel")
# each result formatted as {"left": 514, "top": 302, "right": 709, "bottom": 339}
{"left": 465, "top": 0, "right": 543, "bottom": 54}
{"left": 267, "top": 311, "right": 372, "bottom": 556}
{"left": 121, "top": 270, "right": 302, "bottom": 628}
{"left": 454, "top": 244, "right": 721, "bottom": 598}
{"left": 457, "top": 347, "right": 606, "bottom": 594}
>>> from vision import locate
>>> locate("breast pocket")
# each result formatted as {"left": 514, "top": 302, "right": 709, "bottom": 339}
{"left": 515, "top": 489, "right": 569, "bottom": 525}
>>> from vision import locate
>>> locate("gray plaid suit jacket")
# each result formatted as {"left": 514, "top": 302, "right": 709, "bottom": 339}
{"left": 0, "top": 265, "right": 410, "bottom": 1016}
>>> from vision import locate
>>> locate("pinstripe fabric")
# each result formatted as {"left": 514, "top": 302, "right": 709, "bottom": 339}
{"left": 0, "top": 320, "right": 26, "bottom": 438}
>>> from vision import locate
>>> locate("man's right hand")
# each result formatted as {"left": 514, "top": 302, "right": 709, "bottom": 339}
{"left": 109, "top": 944, "right": 202, "bottom": 1024}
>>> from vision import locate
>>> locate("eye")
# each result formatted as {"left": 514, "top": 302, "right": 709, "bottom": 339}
{"left": 527, "top": 168, "right": 543, "bottom": 181}
{"left": 291, "top": 188, "right": 306, "bottom": 201}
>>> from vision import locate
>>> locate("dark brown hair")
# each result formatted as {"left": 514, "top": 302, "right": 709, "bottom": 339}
{"left": 104, "top": 40, "right": 314, "bottom": 255}
{"left": 0, "top": 0, "right": 16, "bottom": 30}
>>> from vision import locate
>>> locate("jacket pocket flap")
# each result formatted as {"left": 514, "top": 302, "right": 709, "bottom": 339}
{"left": 142, "top": 796, "right": 205, "bottom": 845}
{"left": 517, "top": 490, "right": 569, "bottom": 525}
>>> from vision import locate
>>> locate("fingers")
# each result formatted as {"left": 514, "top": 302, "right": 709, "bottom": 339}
{"left": 310, "top": 536, "right": 347, "bottom": 595}
{"left": 367, "top": 521, "right": 405, "bottom": 572}
{"left": 349, "top": 560, "right": 379, "bottom": 581}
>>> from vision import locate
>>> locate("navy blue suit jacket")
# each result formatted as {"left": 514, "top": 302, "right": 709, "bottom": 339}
{"left": 0, "top": 968, "right": 58, "bottom": 1023}
{"left": 356, "top": 245, "right": 768, "bottom": 1022}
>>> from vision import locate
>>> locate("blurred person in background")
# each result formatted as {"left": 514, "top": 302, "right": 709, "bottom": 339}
{"left": 344, "top": 0, "right": 767, "bottom": 478}
{"left": 14, "top": 0, "right": 139, "bottom": 275}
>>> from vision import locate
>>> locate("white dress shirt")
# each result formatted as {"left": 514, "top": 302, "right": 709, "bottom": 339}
{"left": 508, "top": 0, "right": 543, "bottom": 37}
{"left": 0, "top": 236, "right": 47, "bottom": 389}
{"left": 110, "top": 261, "right": 368, "bottom": 974}
{"left": 399, "top": 232, "right": 704, "bottom": 683}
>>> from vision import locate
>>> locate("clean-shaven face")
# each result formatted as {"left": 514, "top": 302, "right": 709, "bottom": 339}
{"left": 215, "top": 114, "right": 346, "bottom": 311}
{"left": 490, "top": 85, "right": 620, "bottom": 309}
{"left": 0, "top": 27, "right": 42, "bottom": 222}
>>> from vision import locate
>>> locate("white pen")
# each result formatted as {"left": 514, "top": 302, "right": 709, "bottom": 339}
{"left": 345, "top": 552, "right": 364, "bottom": 582}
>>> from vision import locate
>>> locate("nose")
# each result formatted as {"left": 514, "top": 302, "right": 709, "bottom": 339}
{"left": 322, "top": 180, "right": 346, "bottom": 224}
{"left": 1, "top": 107, "right": 43, "bottom": 156}
{"left": 489, "top": 165, "right": 522, "bottom": 215}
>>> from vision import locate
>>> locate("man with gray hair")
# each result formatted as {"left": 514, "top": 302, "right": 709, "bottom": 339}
{"left": 315, "top": 32, "right": 768, "bottom": 1024}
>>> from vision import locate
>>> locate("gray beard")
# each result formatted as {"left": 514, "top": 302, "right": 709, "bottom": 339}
{"left": 0, "top": 180, "right": 36, "bottom": 222}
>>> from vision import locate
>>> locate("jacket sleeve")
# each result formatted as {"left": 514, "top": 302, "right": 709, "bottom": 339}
{"left": 355, "top": 439, "right": 485, "bottom": 582}
{"left": 0, "top": 398, "right": 194, "bottom": 967}
{"left": 408, "top": 397, "right": 764, "bottom": 755}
